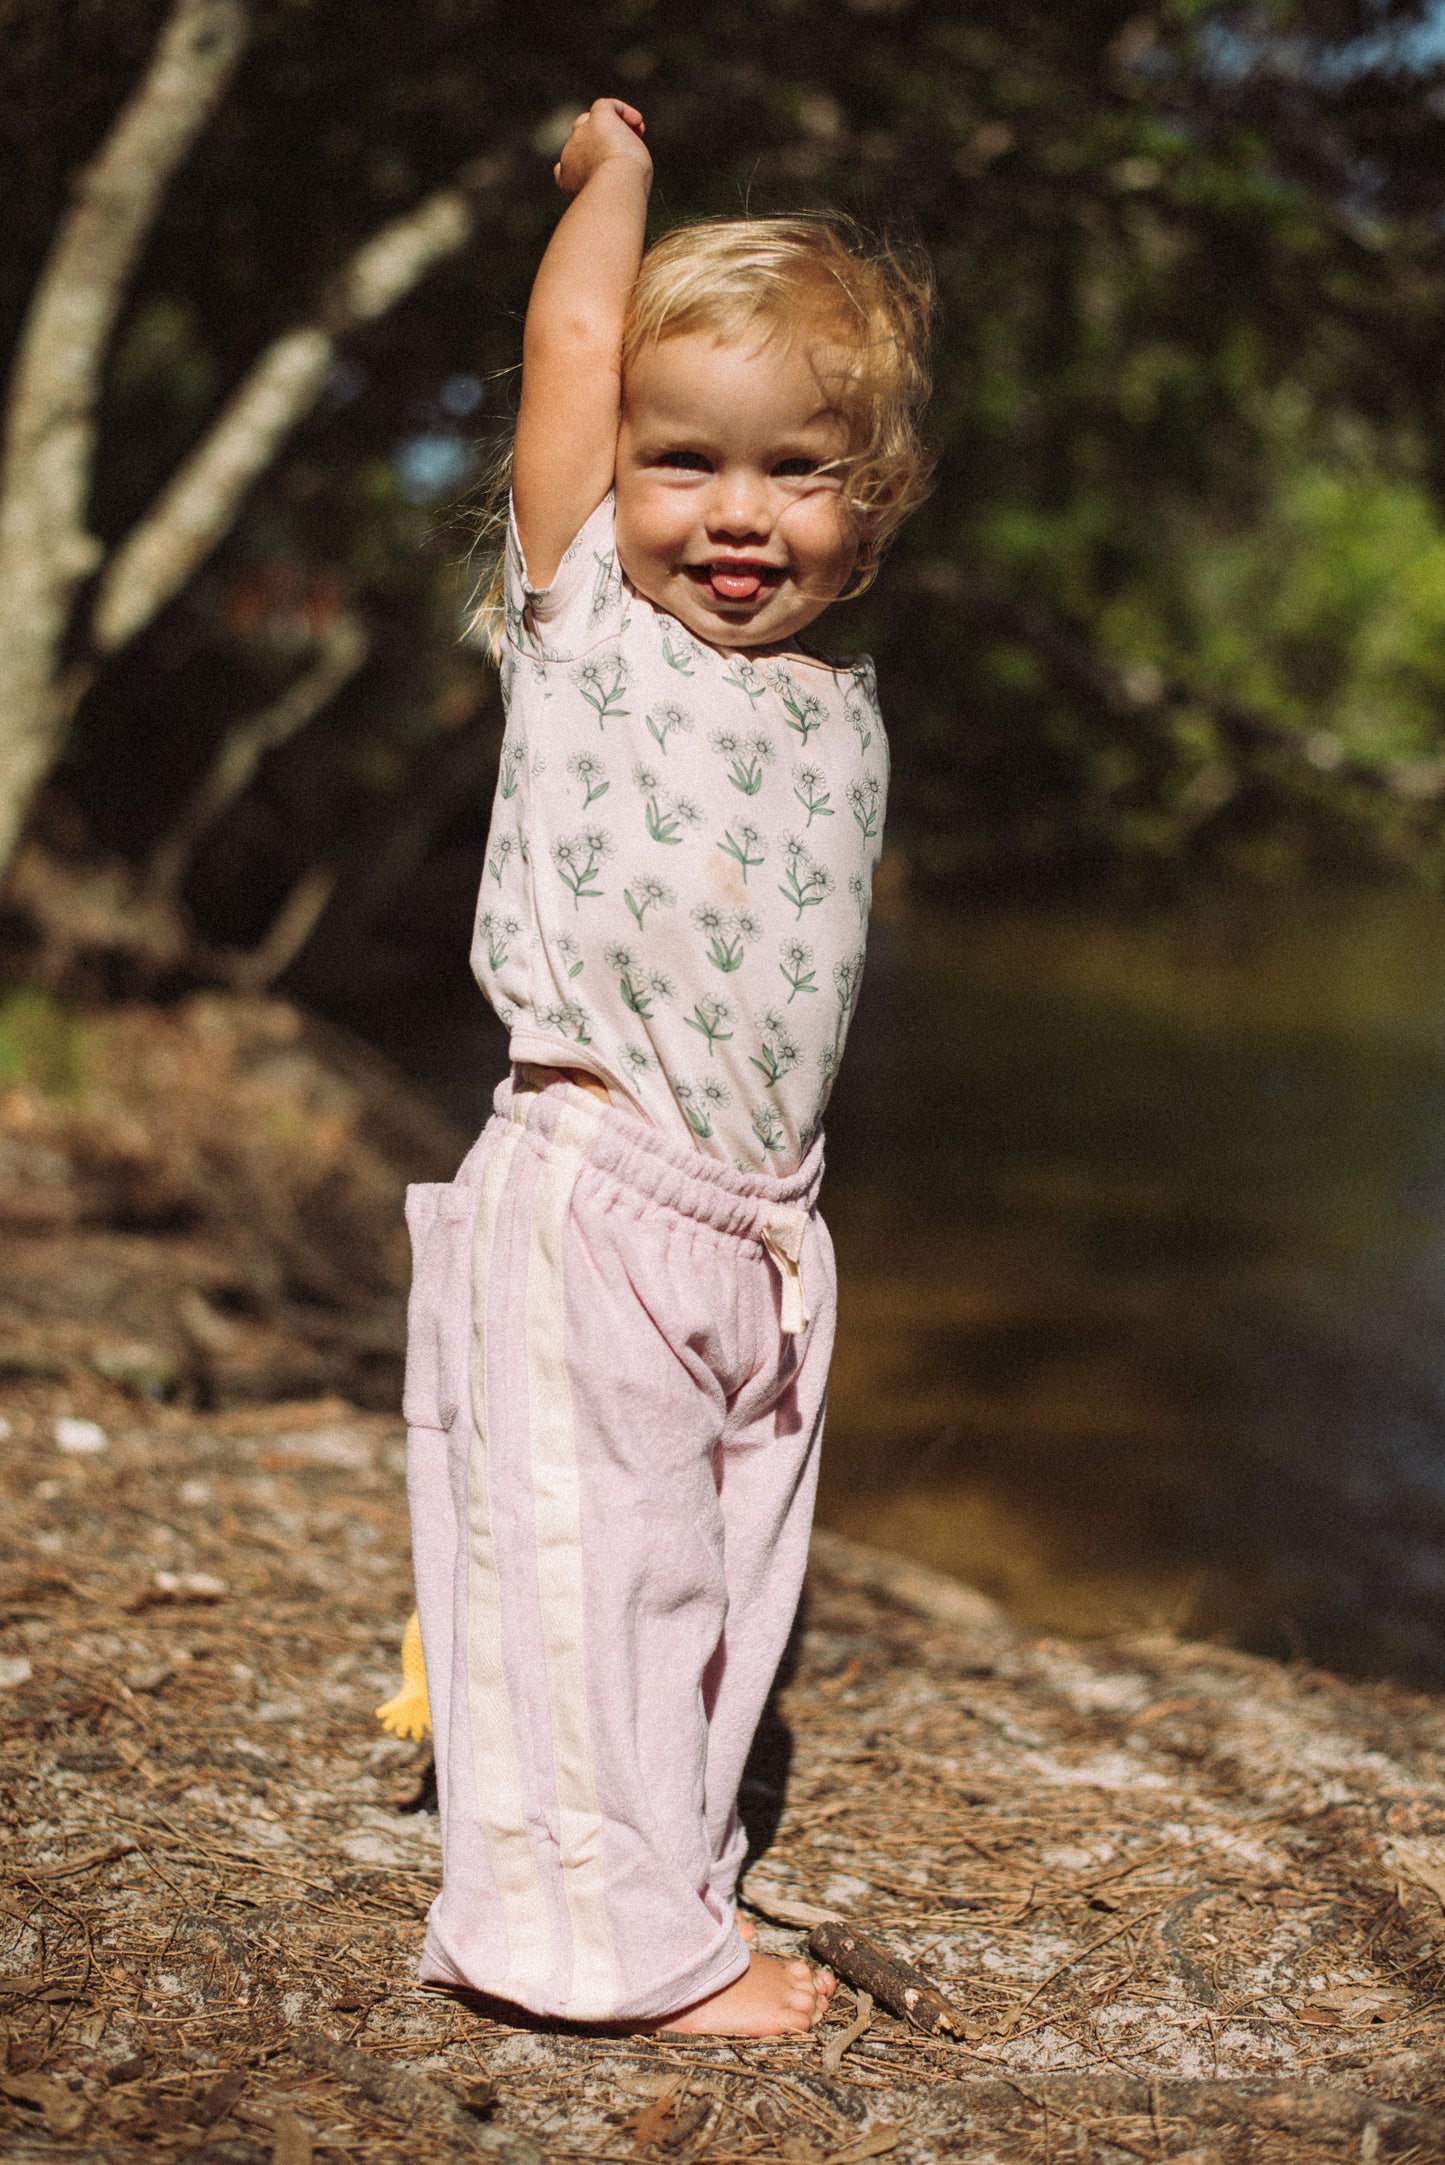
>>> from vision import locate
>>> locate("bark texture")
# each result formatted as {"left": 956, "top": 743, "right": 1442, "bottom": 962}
{"left": 0, "top": 0, "right": 249, "bottom": 873}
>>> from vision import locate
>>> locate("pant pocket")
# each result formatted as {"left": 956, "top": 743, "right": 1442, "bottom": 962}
{"left": 402, "top": 1180, "right": 477, "bottom": 1431}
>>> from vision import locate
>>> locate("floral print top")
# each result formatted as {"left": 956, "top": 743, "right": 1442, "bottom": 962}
{"left": 471, "top": 494, "right": 887, "bottom": 1174}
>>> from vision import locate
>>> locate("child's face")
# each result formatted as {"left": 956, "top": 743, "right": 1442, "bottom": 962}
{"left": 614, "top": 328, "right": 860, "bottom": 648}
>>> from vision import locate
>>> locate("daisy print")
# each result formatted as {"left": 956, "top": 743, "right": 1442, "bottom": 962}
{"left": 779, "top": 937, "right": 818, "bottom": 1000}
{"left": 683, "top": 995, "right": 734, "bottom": 1055}
{"left": 660, "top": 624, "right": 701, "bottom": 675}
{"left": 539, "top": 1000, "right": 593, "bottom": 1045}
{"left": 675, "top": 1075, "right": 731, "bottom": 1139}
{"left": 604, "top": 943, "right": 674, "bottom": 1019}
{"left": 792, "top": 764, "right": 834, "bottom": 823}
{"left": 498, "top": 739, "right": 524, "bottom": 800}
{"left": 623, "top": 873, "right": 675, "bottom": 928}
{"left": 772, "top": 668, "right": 825, "bottom": 744}
{"left": 718, "top": 821, "right": 766, "bottom": 881}
{"left": 551, "top": 827, "right": 613, "bottom": 906}
{"left": 712, "top": 729, "right": 774, "bottom": 796}
{"left": 834, "top": 950, "right": 866, "bottom": 1017}
{"left": 722, "top": 655, "right": 769, "bottom": 706}
{"left": 635, "top": 765, "right": 704, "bottom": 846}
{"left": 646, "top": 701, "right": 694, "bottom": 753}
{"left": 848, "top": 772, "right": 883, "bottom": 841}
{"left": 692, "top": 904, "right": 762, "bottom": 974}
{"left": 477, "top": 909, "right": 521, "bottom": 973}
{"left": 555, "top": 932, "right": 584, "bottom": 980}
{"left": 846, "top": 693, "right": 873, "bottom": 753}
{"left": 779, "top": 833, "right": 834, "bottom": 916}
{"left": 566, "top": 750, "right": 609, "bottom": 805}
{"left": 573, "top": 650, "right": 629, "bottom": 727}
{"left": 750, "top": 1010, "right": 802, "bottom": 1087}
{"left": 751, "top": 1105, "right": 787, "bottom": 1159}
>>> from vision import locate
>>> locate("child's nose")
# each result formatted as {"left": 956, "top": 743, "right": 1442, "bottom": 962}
{"left": 706, "top": 471, "right": 771, "bottom": 539}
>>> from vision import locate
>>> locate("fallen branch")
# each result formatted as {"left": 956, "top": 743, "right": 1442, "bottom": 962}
{"left": 805, "top": 1921, "right": 968, "bottom": 2038}
{"left": 289, "top": 2030, "right": 543, "bottom": 2163}
{"left": 919, "top": 2071, "right": 1441, "bottom": 2147}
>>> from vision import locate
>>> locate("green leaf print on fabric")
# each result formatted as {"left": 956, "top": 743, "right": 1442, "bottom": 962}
{"left": 834, "top": 950, "right": 865, "bottom": 1015}
{"left": 779, "top": 938, "right": 818, "bottom": 1000}
{"left": 573, "top": 651, "right": 629, "bottom": 727}
{"left": 605, "top": 943, "right": 675, "bottom": 1018}
{"left": 675, "top": 1076, "right": 731, "bottom": 1139}
{"left": 487, "top": 833, "right": 516, "bottom": 886}
{"left": 556, "top": 933, "right": 584, "bottom": 980}
{"left": 846, "top": 694, "right": 873, "bottom": 753}
{"left": 751, "top": 1105, "right": 786, "bottom": 1158}
{"left": 792, "top": 765, "right": 834, "bottom": 823}
{"left": 477, "top": 910, "right": 522, "bottom": 973}
{"left": 551, "top": 828, "right": 614, "bottom": 906}
{"left": 646, "top": 702, "right": 694, "bottom": 753}
{"left": 722, "top": 657, "right": 769, "bottom": 707}
{"left": 589, "top": 549, "right": 622, "bottom": 626}
{"left": 682, "top": 996, "right": 734, "bottom": 1055}
{"left": 498, "top": 741, "right": 524, "bottom": 800}
{"left": 566, "top": 751, "right": 609, "bottom": 805}
{"left": 847, "top": 773, "right": 882, "bottom": 840}
{"left": 635, "top": 764, "right": 704, "bottom": 845}
{"left": 539, "top": 1000, "right": 593, "bottom": 1045}
{"left": 718, "top": 823, "right": 766, "bottom": 880}
{"left": 773, "top": 670, "right": 825, "bottom": 744}
{"left": 778, "top": 834, "right": 835, "bottom": 917}
{"left": 624, "top": 874, "right": 675, "bottom": 927}
{"left": 749, "top": 1009, "right": 802, "bottom": 1087}
{"left": 692, "top": 904, "right": 762, "bottom": 974}
{"left": 711, "top": 729, "right": 774, "bottom": 795}
{"left": 660, "top": 626, "right": 699, "bottom": 675}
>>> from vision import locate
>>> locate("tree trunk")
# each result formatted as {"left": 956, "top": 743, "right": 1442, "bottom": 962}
{"left": 0, "top": 0, "right": 249, "bottom": 876}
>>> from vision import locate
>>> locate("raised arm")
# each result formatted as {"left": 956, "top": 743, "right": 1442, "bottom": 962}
{"left": 512, "top": 98, "right": 652, "bottom": 590}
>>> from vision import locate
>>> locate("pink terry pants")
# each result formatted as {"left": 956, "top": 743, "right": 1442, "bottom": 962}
{"left": 403, "top": 1073, "right": 835, "bottom": 2022}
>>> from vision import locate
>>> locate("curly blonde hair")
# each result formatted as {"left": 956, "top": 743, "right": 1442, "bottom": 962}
{"left": 469, "top": 212, "right": 934, "bottom": 658}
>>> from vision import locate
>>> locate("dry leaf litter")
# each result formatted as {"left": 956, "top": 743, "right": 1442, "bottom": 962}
{"left": 1, "top": 997, "right": 1444, "bottom": 2162}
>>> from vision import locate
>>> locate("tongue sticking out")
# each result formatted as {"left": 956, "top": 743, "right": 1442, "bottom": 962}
{"left": 710, "top": 567, "right": 767, "bottom": 603}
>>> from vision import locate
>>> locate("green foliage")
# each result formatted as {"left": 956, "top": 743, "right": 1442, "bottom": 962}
{"left": 0, "top": 987, "right": 90, "bottom": 1097}
{"left": 10, "top": 0, "right": 1445, "bottom": 924}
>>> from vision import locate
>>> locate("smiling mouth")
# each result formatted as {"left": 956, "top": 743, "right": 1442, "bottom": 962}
{"left": 686, "top": 561, "right": 785, "bottom": 605}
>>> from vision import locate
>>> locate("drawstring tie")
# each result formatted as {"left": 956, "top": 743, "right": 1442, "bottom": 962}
{"left": 761, "top": 1207, "right": 812, "bottom": 1336}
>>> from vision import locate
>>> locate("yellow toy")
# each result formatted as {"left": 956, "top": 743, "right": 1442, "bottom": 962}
{"left": 376, "top": 1610, "right": 432, "bottom": 1740}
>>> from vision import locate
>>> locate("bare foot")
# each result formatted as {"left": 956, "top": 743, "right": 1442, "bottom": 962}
{"left": 660, "top": 1950, "right": 835, "bottom": 2036}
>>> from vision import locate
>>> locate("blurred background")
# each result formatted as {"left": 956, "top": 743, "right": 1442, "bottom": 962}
{"left": 11, "top": 0, "right": 1445, "bottom": 1681}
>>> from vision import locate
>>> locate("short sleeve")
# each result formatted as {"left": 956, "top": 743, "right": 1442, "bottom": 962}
{"left": 504, "top": 492, "right": 627, "bottom": 662}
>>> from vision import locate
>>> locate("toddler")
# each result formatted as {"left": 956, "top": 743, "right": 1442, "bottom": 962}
{"left": 400, "top": 96, "right": 932, "bottom": 2035}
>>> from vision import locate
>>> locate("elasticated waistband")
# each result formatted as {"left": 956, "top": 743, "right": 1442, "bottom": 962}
{"left": 486, "top": 1072, "right": 824, "bottom": 1241}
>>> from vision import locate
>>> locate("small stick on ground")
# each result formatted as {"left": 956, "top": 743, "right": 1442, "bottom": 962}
{"left": 806, "top": 1922, "right": 967, "bottom": 2038}
{"left": 821, "top": 1988, "right": 874, "bottom": 2075}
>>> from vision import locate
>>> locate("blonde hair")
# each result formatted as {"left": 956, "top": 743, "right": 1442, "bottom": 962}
{"left": 468, "top": 212, "right": 934, "bottom": 659}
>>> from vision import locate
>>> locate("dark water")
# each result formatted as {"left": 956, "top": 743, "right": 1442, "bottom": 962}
{"left": 387, "top": 885, "right": 1445, "bottom": 1686}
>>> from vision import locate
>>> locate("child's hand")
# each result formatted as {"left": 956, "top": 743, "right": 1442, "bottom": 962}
{"left": 554, "top": 98, "right": 651, "bottom": 198}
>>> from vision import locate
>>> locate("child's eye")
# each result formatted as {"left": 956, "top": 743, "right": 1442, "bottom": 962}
{"left": 656, "top": 450, "right": 712, "bottom": 471}
{"left": 774, "top": 457, "right": 822, "bottom": 478}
